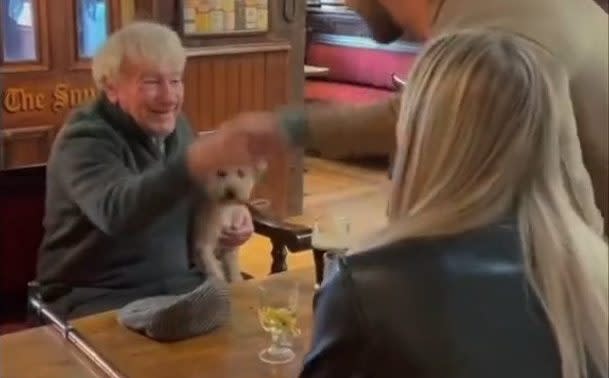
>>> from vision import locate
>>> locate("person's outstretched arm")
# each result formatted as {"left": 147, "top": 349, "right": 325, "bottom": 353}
{"left": 55, "top": 116, "right": 285, "bottom": 237}
{"left": 281, "top": 94, "right": 401, "bottom": 159}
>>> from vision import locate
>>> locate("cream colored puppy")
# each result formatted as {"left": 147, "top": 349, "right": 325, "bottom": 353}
{"left": 192, "top": 162, "right": 266, "bottom": 283}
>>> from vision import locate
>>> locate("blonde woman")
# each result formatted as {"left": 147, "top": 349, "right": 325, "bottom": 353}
{"left": 299, "top": 30, "right": 608, "bottom": 378}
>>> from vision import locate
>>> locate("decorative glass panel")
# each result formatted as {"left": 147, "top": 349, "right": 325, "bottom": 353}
{"left": 182, "top": 0, "right": 269, "bottom": 36}
{"left": 76, "top": 0, "right": 108, "bottom": 58}
{"left": 1, "top": 0, "right": 38, "bottom": 62}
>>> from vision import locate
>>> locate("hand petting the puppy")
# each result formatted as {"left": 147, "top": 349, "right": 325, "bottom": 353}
{"left": 186, "top": 112, "right": 287, "bottom": 183}
{"left": 223, "top": 112, "right": 289, "bottom": 158}
{"left": 218, "top": 205, "right": 254, "bottom": 248}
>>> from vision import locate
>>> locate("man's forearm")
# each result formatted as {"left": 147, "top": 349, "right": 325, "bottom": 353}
{"left": 280, "top": 94, "right": 401, "bottom": 159}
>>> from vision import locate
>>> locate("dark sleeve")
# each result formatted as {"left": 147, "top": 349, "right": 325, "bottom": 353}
{"left": 299, "top": 258, "right": 372, "bottom": 378}
{"left": 55, "top": 123, "right": 196, "bottom": 236}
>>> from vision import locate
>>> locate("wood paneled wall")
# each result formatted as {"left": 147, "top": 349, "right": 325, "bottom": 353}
{"left": 182, "top": 46, "right": 294, "bottom": 216}
{"left": 183, "top": 52, "right": 290, "bottom": 131}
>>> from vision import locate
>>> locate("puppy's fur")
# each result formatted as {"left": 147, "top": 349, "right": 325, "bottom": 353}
{"left": 192, "top": 162, "right": 266, "bottom": 283}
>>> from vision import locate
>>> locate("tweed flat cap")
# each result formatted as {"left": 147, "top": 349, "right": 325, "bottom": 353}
{"left": 117, "top": 277, "right": 231, "bottom": 342}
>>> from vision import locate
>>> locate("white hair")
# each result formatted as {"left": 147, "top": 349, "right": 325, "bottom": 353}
{"left": 91, "top": 21, "right": 186, "bottom": 90}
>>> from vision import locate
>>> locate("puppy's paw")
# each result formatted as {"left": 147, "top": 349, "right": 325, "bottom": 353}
{"left": 208, "top": 271, "right": 228, "bottom": 283}
{"left": 227, "top": 272, "right": 244, "bottom": 283}
{"left": 204, "top": 258, "right": 228, "bottom": 282}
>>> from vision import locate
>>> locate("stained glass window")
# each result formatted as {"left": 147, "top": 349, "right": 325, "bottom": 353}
{"left": 1, "top": 0, "right": 38, "bottom": 62}
{"left": 76, "top": 0, "right": 108, "bottom": 58}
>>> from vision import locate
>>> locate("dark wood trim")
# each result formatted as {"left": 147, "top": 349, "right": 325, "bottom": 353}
{"left": 283, "top": 0, "right": 297, "bottom": 22}
{"left": 182, "top": 30, "right": 268, "bottom": 38}
{"left": 109, "top": 0, "right": 122, "bottom": 29}
{"left": 185, "top": 40, "right": 291, "bottom": 58}
{"left": 0, "top": 62, "right": 51, "bottom": 73}
{"left": 0, "top": 125, "right": 56, "bottom": 170}
{"left": 0, "top": 0, "right": 5, "bottom": 65}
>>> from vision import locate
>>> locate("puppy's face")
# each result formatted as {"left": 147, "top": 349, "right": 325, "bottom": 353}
{"left": 205, "top": 162, "right": 267, "bottom": 203}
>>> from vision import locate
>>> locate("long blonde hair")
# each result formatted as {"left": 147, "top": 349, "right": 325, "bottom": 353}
{"left": 357, "top": 29, "right": 608, "bottom": 377}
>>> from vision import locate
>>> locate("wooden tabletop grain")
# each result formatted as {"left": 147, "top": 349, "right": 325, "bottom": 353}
{"left": 1, "top": 268, "right": 316, "bottom": 378}
{"left": 0, "top": 325, "right": 106, "bottom": 378}
{"left": 75, "top": 268, "right": 316, "bottom": 377}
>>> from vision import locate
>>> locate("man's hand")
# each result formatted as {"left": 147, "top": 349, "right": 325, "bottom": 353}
{"left": 218, "top": 205, "right": 254, "bottom": 249}
{"left": 186, "top": 112, "right": 288, "bottom": 183}
{"left": 220, "top": 112, "right": 290, "bottom": 159}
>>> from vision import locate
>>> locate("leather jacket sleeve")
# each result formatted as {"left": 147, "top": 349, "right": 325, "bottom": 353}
{"left": 299, "top": 258, "right": 373, "bottom": 378}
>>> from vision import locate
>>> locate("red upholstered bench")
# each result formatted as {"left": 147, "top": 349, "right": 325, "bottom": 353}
{"left": 306, "top": 80, "right": 395, "bottom": 104}
{"left": 0, "top": 321, "right": 32, "bottom": 335}
{"left": 305, "top": 35, "right": 420, "bottom": 104}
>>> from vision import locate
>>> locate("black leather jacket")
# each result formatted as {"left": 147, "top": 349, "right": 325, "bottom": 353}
{"left": 299, "top": 218, "right": 565, "bottom": 378}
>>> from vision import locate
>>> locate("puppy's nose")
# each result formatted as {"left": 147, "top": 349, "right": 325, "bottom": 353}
{"left": 224, "top": 189, "right": 236, "bottom": 200}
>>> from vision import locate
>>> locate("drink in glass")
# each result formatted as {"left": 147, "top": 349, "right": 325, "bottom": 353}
{"left": 257, "top": 280, "right": 300, "bottom": 364}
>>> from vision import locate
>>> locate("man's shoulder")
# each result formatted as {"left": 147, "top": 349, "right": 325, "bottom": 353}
{"left": 56, "top": 102, "right": 120, "bottom": 144}
{"left": 334, "top": 219, "right": 525, "bottom": 329}
{"left": 175, "top": 112, "right": 196, "bottom": 140}
{"left": 50, "top": 102, "right": 124, "bottom": 164}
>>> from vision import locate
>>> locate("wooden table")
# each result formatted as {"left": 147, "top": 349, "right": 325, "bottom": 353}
{"left": 1, "top": 269, "right": 316, "bottom": 378}
{"left": 0, "top": 326, "right": 106, "bottom": 377}
{"left": 304, "top": 65, "right": 330, "bottom": 78}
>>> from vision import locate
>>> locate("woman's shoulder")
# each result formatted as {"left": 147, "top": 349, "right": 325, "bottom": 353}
{"left": 329, "top": 216, "right": 533, "bottom": 341}
{"left": 341, "top": 216, "right": 523, "bottom": 286}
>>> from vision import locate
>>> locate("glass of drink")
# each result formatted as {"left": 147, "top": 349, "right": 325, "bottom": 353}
{"left": 257, "top": 279, "right": 301, "bottom": 364}
{"left": 312, "top": 215, "right": 351, "bottom": 287}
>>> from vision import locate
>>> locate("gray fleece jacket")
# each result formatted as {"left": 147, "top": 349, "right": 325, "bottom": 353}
{"left": 37, "top": 94, "right": 203, "bottom": 301}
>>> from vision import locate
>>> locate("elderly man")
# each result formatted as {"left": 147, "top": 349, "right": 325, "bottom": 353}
{"left": 260, "top": 0, "right": 608, "bottom": 234}
{"left": 36, "top": 22, "right": 284, "bottom": 319}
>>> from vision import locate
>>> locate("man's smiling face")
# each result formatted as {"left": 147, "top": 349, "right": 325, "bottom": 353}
{"left": 108, "top": 59, "right": 184, "bottom": 137}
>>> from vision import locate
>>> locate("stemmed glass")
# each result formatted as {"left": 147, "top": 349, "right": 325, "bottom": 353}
{"left": 257, "top": 280, "right": 301, "bottom": 364}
